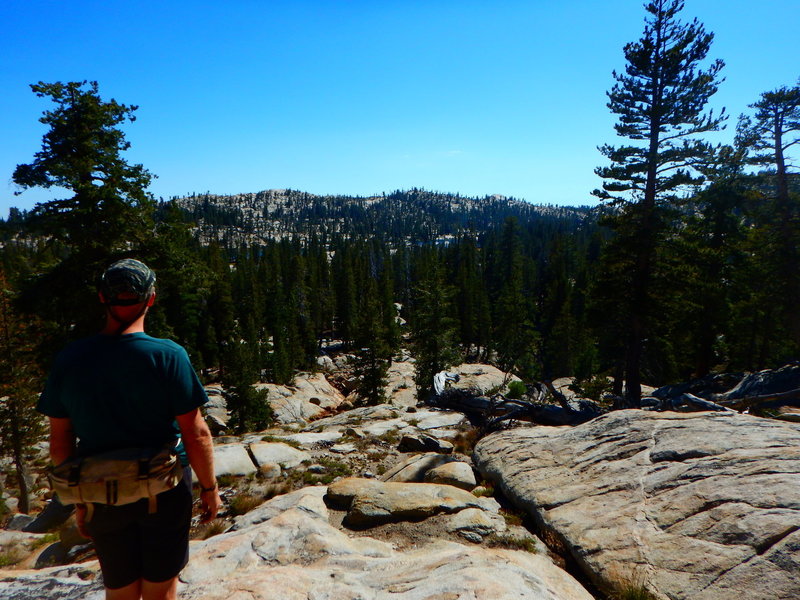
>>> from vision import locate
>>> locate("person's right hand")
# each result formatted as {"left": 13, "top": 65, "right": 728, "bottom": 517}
{"left": 75, "top": 504, "right": 92, "bottom": 539}
{"left": 199, "top": 488, "right": 221, "bottom": 523}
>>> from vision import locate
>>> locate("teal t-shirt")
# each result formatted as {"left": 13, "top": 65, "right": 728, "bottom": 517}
{"left": 38, "top": 333, "right": 208, "bottom": 460}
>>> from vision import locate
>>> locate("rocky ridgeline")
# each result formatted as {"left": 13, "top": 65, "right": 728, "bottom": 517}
{"left": 2, "top": 361, "right": 799, "bottom": 599}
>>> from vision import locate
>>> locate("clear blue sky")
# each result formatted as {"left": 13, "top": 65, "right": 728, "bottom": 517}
{"left": 1, "top": 1, "right": 797, "bottom": 218}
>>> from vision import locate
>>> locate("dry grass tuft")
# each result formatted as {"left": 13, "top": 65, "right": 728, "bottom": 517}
{"left": 197, "top": 518, "right": 228, "bottom": 540}
{"left": 228, "top": 494, "right": 265, "bottom": 517}
{"left": 608, "top": 567, "right": 659, "bottom": 600}
{"left": 452, "top": 429, "right": 481, "bottom": 454}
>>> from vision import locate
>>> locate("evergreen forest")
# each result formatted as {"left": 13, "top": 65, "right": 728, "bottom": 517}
{"left": 1, "top": 0, "right": 798, "bottom": 506}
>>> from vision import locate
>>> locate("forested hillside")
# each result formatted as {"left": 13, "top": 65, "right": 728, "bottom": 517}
{"left": 172, "top": 188, "right": 587, "bottom": 246}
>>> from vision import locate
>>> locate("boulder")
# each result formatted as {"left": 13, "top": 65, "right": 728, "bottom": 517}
{"left": 474, "top": 410, "right": 800, "bottom": 600}
{"left": 330, "top": 442, "right": 357, "bottom": 454}
{"left": 424, "top": 461, "right": 477, "bottom": 490}
{"left": 254, "top": 372, "right": 346, "bottom": 425}
{"left": 381, "top": 452, "right": 462, "bottom": 483}
{"left": 248, "top": 442, "right": 310, "bottom": 470}
{"left": 200, "top": 443, "right": 257, "bottom": 481}
{"left": 411, "top": 409, "right": 468, "bottom": 432}
{"left": 446, "top": 507, "right": 507, "bottom": 542}
{"left": 5, "top": 514, "right": 34, "bottom": 531}
{"left": 323, "top": 477, "right": 383, "bottom": 510}
{"left": 386, "top": 360, "right": 417, "bottom": 407}
{"left": 258, "top": 463, "right": 281, "bottom": 479}
{"left": 361, "top": 418, "right": 407, "bottom": 437}
{"left": 277, "top": 431, "right": 343, "bottom": 447}
{"left": 397, "top": 433, "right": 454, "bottom": 454}
{"left": 456, "top": 363, "right": 516, "bottom": 395}
{"left": 326, "top": 478, "right": 485, "bottom": 528}
{"left": 205, "top": 413, "right": 228, "bottom": 436}
{"left": 232, "top": 487, "right": 329, "bottom": 530}
{"left": 203, "top": 385, "right": 230, "bottom": 432}
{"left": 306, "top": 404, "right": 399, "bottom": 430}
{"left": 315, "top": 354, "right": 335, "bottom": 372}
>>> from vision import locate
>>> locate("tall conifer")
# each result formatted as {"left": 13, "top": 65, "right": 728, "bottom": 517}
{"left": 13, "top": 81, "right": 156, "bottom": 345}
{"left": 593, "top": 0, "right": 725, "bottom": 405}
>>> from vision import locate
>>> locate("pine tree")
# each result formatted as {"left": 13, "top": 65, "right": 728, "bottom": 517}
{"left": 410, "top": 257, "right": 460, "bottom": 401}
{"left": 0, "top": 271, "right": 45, "bottom": 514}
{"left": 593, "top": 0, "right": 726, "bottom": 405}
{"left": 12, "top": 81, "right": 156, "bottom": 345}
{"left": 142, "top": 201, "right": 209, "bottom": 359}
{"left": 222, "top": 315, "right": 272, "bottom": 434}
{"left": 352, "top": 276, "right": 391, "bottom": 405}
{"left": 265, "top": 247, "right": 295, "bottom": 384}
{"left": 13, "top": 81, "right": 154, "bottom": 254}
{"left": 671, "top": 135, "right": 753, "bottom": 375}
{"left": 332, "top": 245, "right": 358, "bottom": 347}
{"left": 378, "top": 249, "right": 401, "bottom": 353}
{"left": 739, "top": 83, "right": 800, "bottom": 354}
{"left": 493, "top": 218, "right": 539, "bottom": 381}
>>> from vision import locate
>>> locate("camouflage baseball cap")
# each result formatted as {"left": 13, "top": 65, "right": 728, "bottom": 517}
{"left": 99, "top": 259, "right": 156, "bottom": 306}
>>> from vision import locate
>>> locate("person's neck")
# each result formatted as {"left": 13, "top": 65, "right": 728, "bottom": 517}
{"left": 101, "top": 317, "right": 147, "bottom": 336}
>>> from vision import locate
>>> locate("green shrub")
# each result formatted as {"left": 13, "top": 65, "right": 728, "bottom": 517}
{"left": 378, "top": 429, "right": 400, "bottom": 445}
{"left": 506, "top": 380, "right": 527, "bottom": 399}
{"left": 569, "top": 374, "right": 612, "bottom": 403}
{"left": 316, "top": 458, "right": 352, "bottom": 478}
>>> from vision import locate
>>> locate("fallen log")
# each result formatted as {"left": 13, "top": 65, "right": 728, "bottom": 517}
{"left": 428, "top": 384, "right": 602, "bottom": 430}
{"left": 650, "top": 363, "right": 800, "bottom": 416}
{"left": 718, "top": 387, "right": 800, "bottom": 412}
{"left": 642, "top": 393, "right": 735, "bottom": 413}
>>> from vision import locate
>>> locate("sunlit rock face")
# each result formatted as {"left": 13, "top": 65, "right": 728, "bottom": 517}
{"left": 0, "top": 486, "right": 594, "bottom": 600}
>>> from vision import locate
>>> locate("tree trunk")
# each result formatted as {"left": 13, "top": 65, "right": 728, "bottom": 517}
{"left": 11, "top": 424, "right": 30, "bottom": 514}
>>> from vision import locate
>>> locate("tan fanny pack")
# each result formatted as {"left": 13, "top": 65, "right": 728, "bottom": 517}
{"left": 49, "top": 442, "right": 184, "bottom": 514}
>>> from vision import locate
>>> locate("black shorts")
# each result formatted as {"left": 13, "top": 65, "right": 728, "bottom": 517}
{"left": 85, "top": 468, "right": 193, "bottom": 589}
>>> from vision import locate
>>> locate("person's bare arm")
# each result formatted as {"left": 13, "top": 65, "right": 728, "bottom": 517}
{"left": 48, "top": 417, "right": 76, "bottom": 465}
{"left": 48, "top": 417, "right": 92, "bottom": 537}
{"left": 176, "top": 408, "right": 221, "bottom": 522}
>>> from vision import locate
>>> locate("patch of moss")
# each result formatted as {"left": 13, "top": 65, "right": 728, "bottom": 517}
{"left": 260, "top": 435, "right": 303, "bottom": 449}
{"left": 29, "top": 532, "right": 59, "bottom": 550}
{"left": 0, "top": 548, "right": 23, "bottom": 567}
{"left": 486, "top": 534, "right": 538, "bottom": 553}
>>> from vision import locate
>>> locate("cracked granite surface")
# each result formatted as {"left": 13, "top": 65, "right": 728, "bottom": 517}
{"left": 474, "top": 410, "right": 800, "bottom": 600}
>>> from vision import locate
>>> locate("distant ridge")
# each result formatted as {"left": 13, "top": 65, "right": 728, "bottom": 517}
{"left": 172, "top": 188, "right": 592, "bottom": 246}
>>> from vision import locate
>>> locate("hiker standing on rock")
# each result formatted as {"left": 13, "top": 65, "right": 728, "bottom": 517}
{"left": 38, "top": 259, "right": 221, "bottom": 600}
